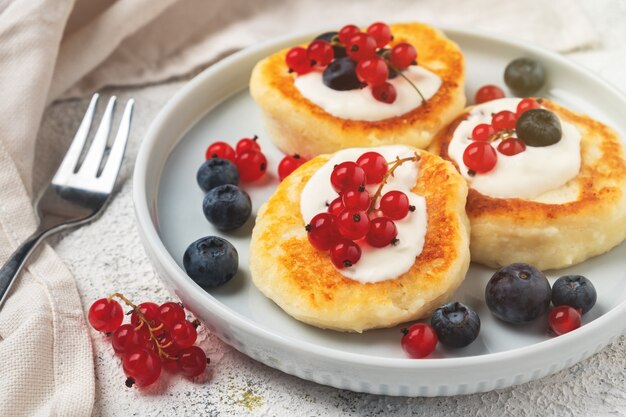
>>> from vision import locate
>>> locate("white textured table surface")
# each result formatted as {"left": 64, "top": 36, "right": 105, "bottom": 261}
{"left": 37, "top": 3, "right": 626, "bottom": 416}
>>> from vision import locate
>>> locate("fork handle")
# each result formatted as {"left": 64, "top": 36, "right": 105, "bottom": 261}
{"left": 0, "top": 228, "right": 49, "bottom": 309}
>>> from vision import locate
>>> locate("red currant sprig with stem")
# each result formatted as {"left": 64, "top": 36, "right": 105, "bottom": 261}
{"left": 108, "top": 293, "right": 177, "bottom": 362}
{"left": 306, "top": 151, "right": 421, "bottom": 268}
{"left": 367, "top": 153, "right": 420, "bottom": 215}
{"left": 89, "top": 294, "right": 210, "bottom": 388}
{"left": 378, "top": 45, "right": 426, "bottom": 104}
{"left": 286, "top": 22, "right": 427, "bottom": 105}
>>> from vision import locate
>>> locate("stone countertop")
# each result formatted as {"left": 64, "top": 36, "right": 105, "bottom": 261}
{"left": 38, "top": 2, "right": 626, "bottom": 415}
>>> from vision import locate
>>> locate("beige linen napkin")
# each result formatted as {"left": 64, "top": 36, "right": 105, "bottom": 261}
{"left": 58, "top": 0, "right": 599, "bottom": 100}
{"left": 0, "top": 0, "right": 597, "bottom": 416}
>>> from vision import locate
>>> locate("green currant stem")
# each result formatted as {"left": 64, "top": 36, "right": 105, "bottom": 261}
{"left": 486, "top": 129, "right": 515, "bottom": 143}
{"left": 386, "top": 61, "right": 426, "bottom": 104}
{"left": 108, "top": 292, "right": 175, "bottom": 361}
{"left": 367, "top": 153, "right": 420, "bottom": 214}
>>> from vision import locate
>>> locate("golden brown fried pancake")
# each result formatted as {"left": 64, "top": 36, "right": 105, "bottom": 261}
{"left": 430, "top": 99, "right": 626, "bottom": 270}
{"left": 249, "top": 22, "right": 465, "bottom": 157}
{"left": 250, "top": 148, "right": 470, "bottom": 332}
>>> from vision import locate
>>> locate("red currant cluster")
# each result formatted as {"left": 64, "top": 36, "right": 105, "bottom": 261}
{"left": 277, "top": 154, "right": 308, "bottom": 181}
{"left": 206, "top": 136, "right": 267, "bottom": 182}
{"left": 306, "top": 151, "right": 418, "bottom": 268}
{"left": 462, "top": 98, "right": 541, "bottom": 174}
{"left": 88, "top": 294, "right": 208, "bottom": 388}
{"left": 285, "top": 22, "right": 422, "bottom": 104}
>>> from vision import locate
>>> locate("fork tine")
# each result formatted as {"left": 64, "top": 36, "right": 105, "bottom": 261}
{"left": 99, "top": 99, "right": 134, "bottom": 191}
{"left": 79, "top": 96, "right": 117, "bottom": 178}
{"left": 52, "top": 94, "right": 99, "bottom": 184}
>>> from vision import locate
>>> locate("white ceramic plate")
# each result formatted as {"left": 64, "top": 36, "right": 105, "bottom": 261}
{"left": 133, "top": 28, "right": 626, "bottom": 396}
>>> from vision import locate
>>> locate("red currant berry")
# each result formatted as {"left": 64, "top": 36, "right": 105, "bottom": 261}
{"left": 278, "top": 154, "right": 306, "bottom": 181}
{"left": 356, "top": 57, "right": 389, "bottom": 86}
{"left": 346, "top": 33, "right": 377, "bottom": 62}
{"left": 371, "top": 82, "right": 397, "bottom": 104}
{"left": 366, "top": 217, "right": 398, "bottom": 247}
{"left": 330, "top": 161, "right": 366, "bottom": 193}
{"left": 112, "top": 324, "right": 152, "bottom": 354}
{"left": 516, "top": 98, "right": 541, "bottom": 116}
{"left": 463, "top": 141, "right": 497, "bottom": 173}
{"left": 491, "top": 110, "right": 517, "bottom": 131}
{"left": 342, "top": 186, "right": 371, "bottom": 211}
{"left": 337, "top": 209, "right": 370, "bottom": 240}
{"left": 130, "top": 302, "right": 160, "bottom": 328}
{"left": 162, "top": 359, "right": 179, "bottom": 373}
{"left": 366, "top": 22, "right": 392, "bottom": 48}
{"left": 329, "top": 239, "right": 362, "bottom": 268}
{"left": 401, "top": 323, "right": 438, "bottom": 358}
{"left": 235, "top": 136, "right": 260, "bottom": 154}
{"left": 390, "top": 43, "right": 417, "bottom": 70}
{"left": 338, "top": 24, "right": 360, "bottom": 45}
{"left": 236, "top": 150, "right": 267, "bottom": 182}
{"left": 205, "top": 141, "right": 236, "bottom": 163}
{"left": 158, "top": 302, "right": 186, "bottom": 329}
{"left": 497, "top": 138, "right": 526, "bottom": 156}
{"left": 548, "top": 306, "right": 582, "bottom": 336}
{"left": 112, "top": 324, "right": 135, "bottom": 354}
{"left": 474, "top": 85, "right": 505, "bottom": 104}
{"left": 157, "top": 332, "right": 180, "bottom": 365}
{"left": 356, "top": 151, "right": 388, "bottom": 184}
{"left": 328, "top": 197, "right": 345, "bottom": 216}
{"left": 306, "top": 213, "right": 340, "bottom": 250}
{"left": 177, "top": 346, "right": 208, "bottom": 378}
{"left": 379, "top": 190, "right": 412, "bottom": 220}
{"left": 307, "top": 40, "right": 334, "bottom": 66}
{"left": 88, "top": 298, "right": 124, "bottom": 333}
{"left": 471, "top": 123, "right": 495, "bottom": 141}
{"left": 170, "top": 320, "right": 198, "bottom": 350}
{"left": 286, "top": 47, "right": 313, "bottom": 75}
{"left": 123, "top": 348, "right": 162, "bottom": 387}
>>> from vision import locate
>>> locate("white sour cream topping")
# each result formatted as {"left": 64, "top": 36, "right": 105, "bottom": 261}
{"left": 300, "top": 146, "right": 427, "bottom": 283}
{"left": 447, "top": 98, "right": 582, "bottom": 200}
{"left": 294, "top": 66, "right": 442, "bottom": 121}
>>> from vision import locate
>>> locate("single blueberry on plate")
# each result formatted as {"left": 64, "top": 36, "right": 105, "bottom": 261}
{"left": 504, "top": 57, "right": 546, "bottom": 96}
{"left": 431, "top": 301, "right": 481, "bottom": 348}
{"left": 183, "top": 236, "right": 238, "bottom": 289}
{"left": 202, "top": 184, "right": 252, "bottom": 231}
{"left": 196, "top": 157, "right": 239, "bottom": 193}
{"left": 485, "top": 262, "right": 551, "bottom": 324}
{"left": 314, "top": 31, "right": 346, "bottom": 58}
{"left": 552, "top": 275, "right": 597, "bottom": 314}
{"left": 322, "top": 57, "right": 362, "bottom": 91}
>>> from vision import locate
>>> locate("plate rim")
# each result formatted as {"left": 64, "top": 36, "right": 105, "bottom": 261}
{"left": 133, "top": 25, "right": 626, "bottom": 386}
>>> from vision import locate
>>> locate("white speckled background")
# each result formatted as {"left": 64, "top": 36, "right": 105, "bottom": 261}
{"left": 35, "top": 2, "right": 626, "bottom": 416}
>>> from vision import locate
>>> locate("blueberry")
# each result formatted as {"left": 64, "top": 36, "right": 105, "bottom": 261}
{"left": 551, "top": 275, "right": 597, "bottom": 314}
{"left": 322, "top": 57, "right": 362, "bottom": 91}
{"left": 431, "top": 302, "right": 481, "bottom": 348}
{"left": 485, "top": 263, "right": 551, "bottom": 324}
{"left": 183, "top": 236, "right": 238, "bottom": 288}
{"left": 314, "top": 31, "right": 346, "bottom": 58}
{"left": 196, "top": 158, "right": 239, "bottom": 193}
{"left": 504, "top": 57, "right": 546, "bottom": 96}
{"left": 202, "top": 184, "right": 251, "bottom": 231}
{"left": 516, "top": 108, "right": 562, "bottom": 147}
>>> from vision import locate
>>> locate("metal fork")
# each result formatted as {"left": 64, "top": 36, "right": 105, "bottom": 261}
{"left": 0, "top": 94, "right": 134, "bottom": 308}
